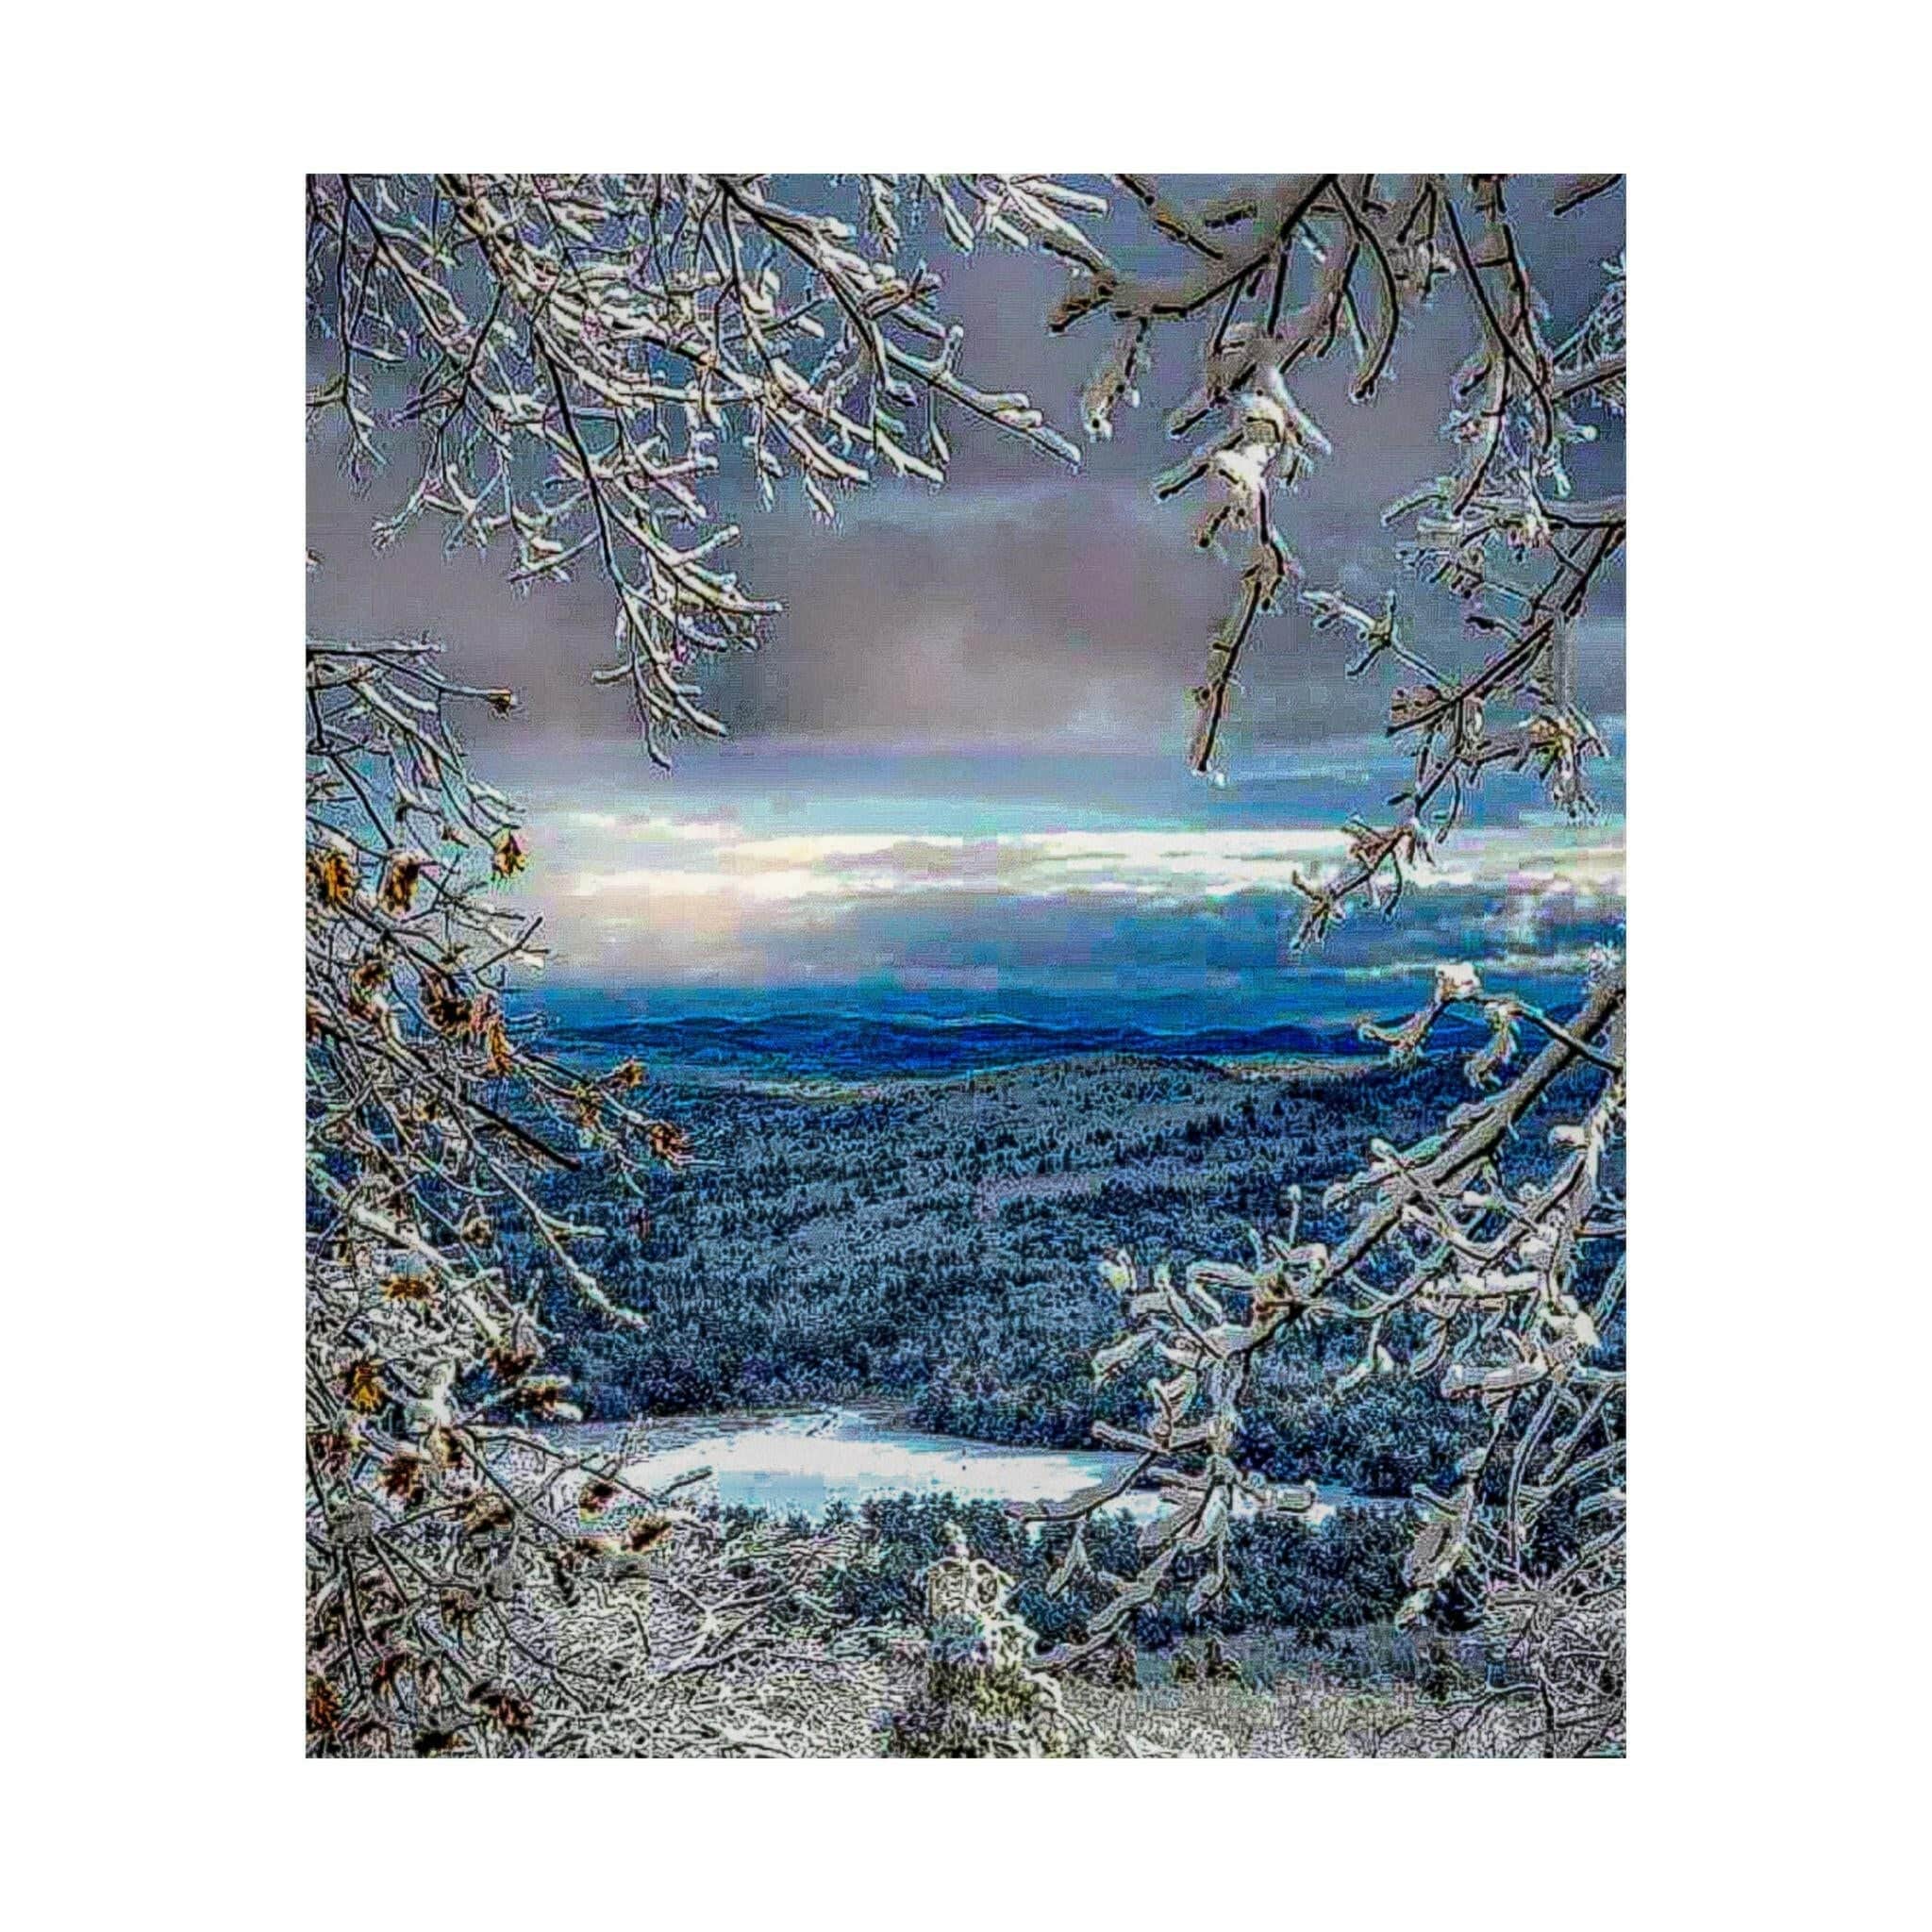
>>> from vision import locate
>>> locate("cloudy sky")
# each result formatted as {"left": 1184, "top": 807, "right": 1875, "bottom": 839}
{"left": 307, "top": 176, "right": 1624, "bottom": 1020}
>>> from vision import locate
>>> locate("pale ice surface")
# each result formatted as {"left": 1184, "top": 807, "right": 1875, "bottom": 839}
{"left": 561, "top": 1408, "right": 1357, "bottom": 1527}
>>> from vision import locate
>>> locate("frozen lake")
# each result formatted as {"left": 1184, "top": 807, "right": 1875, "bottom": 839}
{"left": 548, "top": 1407, "right": 1366, "bottom": 1527}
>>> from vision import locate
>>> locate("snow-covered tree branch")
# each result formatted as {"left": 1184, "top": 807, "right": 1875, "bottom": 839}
{"left": 1024, "top": 175, "right": 1626, "bottom": 1756}
{"left": 308, "top": 173, "right": 1104, "bottom": 759}
{"left": 305, "top": 174, "right": 1106, "bottom": 1756}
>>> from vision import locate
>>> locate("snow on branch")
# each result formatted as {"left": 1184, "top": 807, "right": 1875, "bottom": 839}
{"left": 1051, "top": 175, "right": 1624, "bottom": 953}
{"left": 1038, "top": 177, "right": 1625, "bottom": 1752}
{"left": 308, "top": 173, "right": 1104, "bottom": 762}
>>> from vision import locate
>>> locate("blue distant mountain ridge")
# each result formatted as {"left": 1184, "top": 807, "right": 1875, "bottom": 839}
{"left": 536, "top": 1005, "right": 1500, "bottom": 1080}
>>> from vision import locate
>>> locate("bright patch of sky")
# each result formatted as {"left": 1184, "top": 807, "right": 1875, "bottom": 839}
{"left": 493, "top": 741, "right": 1624, "bottom": 1020}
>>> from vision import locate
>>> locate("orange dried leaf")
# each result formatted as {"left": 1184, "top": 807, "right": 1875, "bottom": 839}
{"left": 308, "top": 849, "right": 357, "bottom": 909}
{"left": 473, "top": 1685, "right": 533, "bottom": 1735}
{"left": 460, "top": 1493, "right": 513, "bottom": 1538}
{"left": 487, "top": 1341, "right": 539, "bottom": 1384}
{"left": 341, "top": 1357, "right": 384, "bottom": 1414}
{"left": 482, "top": 1017, "right": 515, "bottom": 1076}
{"left": 379, "top": 854, "right": 424, "bottom": 914}
{"left": 307, "top": 1674, "right": 341, "bottom": 1736}
{"left": 371, "top": 1652, "right": 412, "bottom": 1703}
{"left": 419, "top": 967, "right": 475, "bottom": 1036}
{"left": 623, "top": 1514, "right": 675, "bottom": 1555}
{"left": 379, "top": 1452, "right": 427, "bottom": 1506}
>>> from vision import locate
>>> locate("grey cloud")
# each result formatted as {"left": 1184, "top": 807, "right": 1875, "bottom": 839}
{"left": 308, "top": 175, "right": 1624, "bottom": 769}
{"left": 567, "top": 878, "right": 1626, "bottom": 991}
{"left": 842, "top": 880, "right": 1619, "bottom": 975}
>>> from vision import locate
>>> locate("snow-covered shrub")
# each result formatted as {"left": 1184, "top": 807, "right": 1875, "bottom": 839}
{"left": 885, "top": 1524, "right": 1090, "bottom": 1757}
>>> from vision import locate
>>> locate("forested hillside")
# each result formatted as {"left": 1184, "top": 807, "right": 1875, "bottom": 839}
{"left": 521, "top": 1044, "right": 1621, "bottom": 1499}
